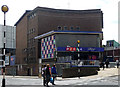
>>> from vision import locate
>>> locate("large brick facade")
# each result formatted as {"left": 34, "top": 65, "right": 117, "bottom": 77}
{"left": 15, "top": 7, "right": 103, "bottom": 76}
{"left": 15, "top": 11, "right": 30, "bottom": 75}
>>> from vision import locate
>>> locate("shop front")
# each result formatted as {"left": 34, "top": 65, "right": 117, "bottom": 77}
{"left": 35, "top": 30, "right": 104, "bottom": 77}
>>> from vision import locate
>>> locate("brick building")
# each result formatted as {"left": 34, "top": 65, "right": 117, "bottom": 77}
{"left": 15, "top": 7, "right": 103, "bottom": 76}
{"left": 15, "top": 10, "right": 31, "bottom": 75}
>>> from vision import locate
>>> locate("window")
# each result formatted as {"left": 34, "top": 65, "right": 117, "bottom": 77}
{"left": 29, "top": 13, "right": 36, "bottom": 19}
{"left": 33, "top": 28, "right": 35, "bottom": 32}
{"left": 29, "top": 16, "right": 31, "bottom": 19}
{"left": 34, "top": 13, "right": 36, "bottom": 17}
{"left": 76, "top": 26, "right": 80, "bottom": 31}
{"left": 64, "top": 26, "right": 67, "bottom": 30}
{"left": 57, "top": 26, "right": 62, "bottom": 30}
{"left": 70, "top": 26, "right": 74, "bottom": 31}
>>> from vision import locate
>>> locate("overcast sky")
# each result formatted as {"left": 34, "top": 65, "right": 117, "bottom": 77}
{"left": 0, "top": 0, "right": 119, "bottom": 45}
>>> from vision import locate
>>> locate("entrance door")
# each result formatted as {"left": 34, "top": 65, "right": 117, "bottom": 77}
{"left": 27, "top": 68, "right": 30, "bottom": 76}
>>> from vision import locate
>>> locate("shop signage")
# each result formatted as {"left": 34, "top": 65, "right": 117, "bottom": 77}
{"left": 5, "top": 56, "right": 9, "bottom": 65}
{"left": 66, "top": 47, "right": 76, "bottom": 51}
{"left": 10, "top": 55, "right": 15, "bottom": 66}
{"left": 57, "top": 47, "right": 104, "bottom": 52}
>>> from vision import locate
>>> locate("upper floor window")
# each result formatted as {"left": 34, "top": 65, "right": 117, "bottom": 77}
{"left": 70, "top": 26, "right": 74, "bottom": 31}
{"left": 64, "top": 26, "right": 67, "bottom": 30}
{"left": 27, "top": 28, "right": 35, "bottom": 34}
{"left": 57, "top": 26, "right": 62, "bottom": 30}
{"left": 76, "top": 26, "right": 80, "bottom": 31}
{"left": 29, "top": 13, "right": 37, "bottom": 19}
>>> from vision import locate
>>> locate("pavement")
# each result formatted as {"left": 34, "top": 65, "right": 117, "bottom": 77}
{"left": 6, "top": 67, "right": 119, "bottom": 79}
{"left": 56, "top": 67, "right": 119, "bottom": 80}
{"left": 5, "top": 85, "right": 119, "bottom": 87}
{"left": 1, "top": 67, "right": 120, "bottom": 87}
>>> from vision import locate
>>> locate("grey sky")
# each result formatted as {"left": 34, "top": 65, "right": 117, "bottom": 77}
{"left": 0, "top": 0, "right": 119, "bottom": 44}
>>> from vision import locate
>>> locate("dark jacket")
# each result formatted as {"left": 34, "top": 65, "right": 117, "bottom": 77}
{"left": 45, "top": 67, "right": 51, "bottom": 76}
{"left": 105, "top": 60, "right": 109, "bottom": 65}
{"left": 51, "top": 66, "right": 57, "bottom": 74}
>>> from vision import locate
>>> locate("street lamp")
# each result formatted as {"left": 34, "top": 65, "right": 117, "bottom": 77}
{"left": 77, "top": 40, "right": 80, "bottom": 66}
{"left": 1, "top": 5, "right": 9, "bottom": 87}
{"left": 77, "top": 40, "right": 80, "bottom": 57}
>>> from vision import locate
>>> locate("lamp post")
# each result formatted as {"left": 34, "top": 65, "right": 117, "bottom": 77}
{"left": 77, "top": 40, "right": 80, "bottom": 57}
{"left": 77, "top": 40, "right": 80, "bottom": 65}
{"left": 1, "top": 5, "right": 9, "bottom": 87}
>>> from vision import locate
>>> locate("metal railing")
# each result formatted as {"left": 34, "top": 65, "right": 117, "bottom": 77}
{"left": 72, "top": 60, "right": 100, "bottom": 66}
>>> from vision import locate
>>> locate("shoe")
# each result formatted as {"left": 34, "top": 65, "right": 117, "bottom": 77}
{"left": 52, "top": 83, "right": 55, "bottom": 85}
{"left": 44, "top": 84, "right": 46, "bottom": 86}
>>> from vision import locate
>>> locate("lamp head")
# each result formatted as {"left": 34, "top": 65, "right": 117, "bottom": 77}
{"left": 1, "top": 5, "right": 9, "bottom": 13}
{"left": 77, "top": 40, "right": 80, "bottom": 43}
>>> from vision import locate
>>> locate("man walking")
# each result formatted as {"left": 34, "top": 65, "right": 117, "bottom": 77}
{"left": 51, "top": 64, "right": 57, "bottom": 85}
{"left": 116, "top": 60, "right": 119, "bottom": 68}
{"left": 42, "top": 64, "right": 46, "bottom": 86}
{"left": 100, "top": 61, "right": 104, "bottom": 70}
{"left": 45, "top": 64, "right": 51, "bottom": 87}
{"left": 105, "top": 59, "right": 109, "bottom": 68}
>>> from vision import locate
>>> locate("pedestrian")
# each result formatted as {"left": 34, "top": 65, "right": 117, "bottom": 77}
{"left": 42, "top": 64, "right": 46, "bottom": 86}
{"left": 45, "top": 64, "right": 51, "bottom": 87}
{"left": 51, "top": 64, "right": 57, "bottom": 85}
{"left": 116, "top": 60, "right": 119, "bottom": 68}
{"left": 105, "top": 59, "right": 109, "bottom": 68}
{"left": 100, "top": 61, "right": 104, "bottom": 70}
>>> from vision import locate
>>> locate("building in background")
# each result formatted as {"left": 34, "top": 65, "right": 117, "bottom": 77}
{"left": 15, "top": 7, "right": 103, "bottom": 76}
{"left": 0, "top": 24, "right": 16, "bottom": 75}
{"left": 103, "top": 40, "right": 120, "bottom": 62}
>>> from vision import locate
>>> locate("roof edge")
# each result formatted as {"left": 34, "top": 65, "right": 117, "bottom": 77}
{"left": 35, "top": 30, "right": 103, "bottom": 40}
{"left": 14, "top": 10, "right": 31, "bottom": 26}
{"left": 32, "top": 6, "right": 102, "bottom": 14}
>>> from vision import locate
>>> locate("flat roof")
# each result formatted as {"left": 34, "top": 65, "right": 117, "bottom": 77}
{"left": 35, "top": 30, "right": 103, "bottom": 39}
